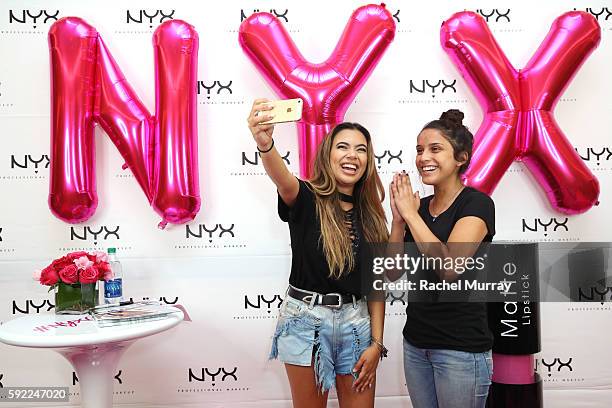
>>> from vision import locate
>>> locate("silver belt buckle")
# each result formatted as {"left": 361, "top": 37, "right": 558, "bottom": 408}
{"left": 301, "top": 294, "right": 314, "bottom": 303}
{"left": 327, "top": 293, "right": 343, "bottom": 309}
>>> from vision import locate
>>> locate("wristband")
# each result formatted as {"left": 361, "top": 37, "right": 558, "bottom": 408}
{"left": 371, "top": 337, "right": 388, "bottom": 360}
{"left": 257, "top": 139, "right": 274, "bottom": 153}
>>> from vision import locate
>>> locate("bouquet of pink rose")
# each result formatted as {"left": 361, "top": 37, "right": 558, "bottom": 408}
{"left": 35, "top": 251, "right": 114, "bottom": 290}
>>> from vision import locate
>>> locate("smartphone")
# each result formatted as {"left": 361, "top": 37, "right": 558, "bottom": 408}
{"left": 260, "top": 98, "right": 303, "bottom": 124}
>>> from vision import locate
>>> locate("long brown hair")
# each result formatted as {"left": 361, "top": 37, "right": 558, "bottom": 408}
{"left": 308, "top": 123, "right": 389, "bottom": 278}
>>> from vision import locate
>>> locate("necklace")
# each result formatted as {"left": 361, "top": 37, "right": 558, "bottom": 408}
{"left": 339, "top": 192, "right": 354, "bottom": 204}
{"left": 430, "top": 185, "right": 465, "bottom": 222}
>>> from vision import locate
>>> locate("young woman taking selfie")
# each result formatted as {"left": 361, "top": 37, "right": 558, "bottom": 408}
{"left": 247, "top": 98, "right": 389, "bottom": 408}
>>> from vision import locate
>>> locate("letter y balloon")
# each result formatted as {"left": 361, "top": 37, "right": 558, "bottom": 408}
{"left": 239, "top": 4, "right": 396, "bottom": 178}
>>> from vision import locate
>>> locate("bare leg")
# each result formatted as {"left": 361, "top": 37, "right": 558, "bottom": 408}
{"left": 285, "top": 363, "right": 329, "bottom": 408}
{"left": 336, "top": 373, "right": 375, "bottom": 408}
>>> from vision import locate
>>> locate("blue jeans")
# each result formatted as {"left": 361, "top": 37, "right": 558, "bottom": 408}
{"left": 403, "top": 339, "right": 493, "bottom": 408}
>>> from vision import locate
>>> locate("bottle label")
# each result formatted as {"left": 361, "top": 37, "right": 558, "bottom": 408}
{"left": 104, "top": 278, "right": 123, "bottom": 299}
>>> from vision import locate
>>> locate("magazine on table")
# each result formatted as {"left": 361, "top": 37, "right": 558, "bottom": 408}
{"left": 89, "top": 301, "right": 182, "bottom": 327}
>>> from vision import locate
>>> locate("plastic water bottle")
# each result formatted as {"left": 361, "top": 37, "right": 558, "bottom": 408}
{"left": 104, "top": 247, "right": 123, "bottom": 304}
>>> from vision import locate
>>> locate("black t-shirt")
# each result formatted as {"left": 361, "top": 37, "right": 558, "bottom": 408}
{"left": 403, "top": 187, "right": 495, "bottom": 352}
{"left": 278, "top": 179, "right": 364, "bottom": 295}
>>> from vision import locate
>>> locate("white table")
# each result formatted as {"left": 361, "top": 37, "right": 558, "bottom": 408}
{"left": 0, "top": 310, "right": 183, "bottom": 408}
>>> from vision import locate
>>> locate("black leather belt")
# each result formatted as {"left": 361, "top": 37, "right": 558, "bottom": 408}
{"left": 288, "top": 286, "right": 360, "bottom": 308}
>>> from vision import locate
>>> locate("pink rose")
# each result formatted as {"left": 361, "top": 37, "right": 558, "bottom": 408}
{"left": 97, "top": 261, "right": 111, "bottom": 273}
{"left": 74, "top": 256, "right": 93, "bottom": 270}
{"left": 51, "top": 256, "right": 71, "bottom": 271}
{"left": 93, "top": 251, "right": 108, "bottom": 263}
{"left": 59, "top": 264, "right": 79, "bottom": 284}
{"left": 80, "top": 266, "right": 99, "bottom": 284}
{"left": 96, "top": 263, "right": 110, "bottom": 280}
{"left": 39, "top": 266, "right": 59, "bottom": 286}
{"left": 67, "top": 251, "right": 89, "bottom": 261}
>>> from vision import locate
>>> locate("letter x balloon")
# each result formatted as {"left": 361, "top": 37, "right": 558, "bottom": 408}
{"left": 441, "top": 11, "right": 600, "bottom": 214}
{"left": 239, "top": 4, "right": 396, "bottom": 178}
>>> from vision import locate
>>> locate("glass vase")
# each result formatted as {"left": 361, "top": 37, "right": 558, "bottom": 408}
{"left": 54, "top": 282, "right": 99, "bottom": 314}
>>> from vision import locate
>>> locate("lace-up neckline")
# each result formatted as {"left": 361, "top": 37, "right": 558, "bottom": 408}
{"left": 344, "top": 208, "right": 360, "bottom": 255}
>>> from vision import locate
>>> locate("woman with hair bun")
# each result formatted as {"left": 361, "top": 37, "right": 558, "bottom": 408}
{"left": 389, "top": 109, "right": 496, "bottom": 407}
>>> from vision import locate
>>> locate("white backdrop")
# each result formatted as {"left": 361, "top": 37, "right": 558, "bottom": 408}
{"left": 0, "top": 0, "right": 611, "bottom": 406}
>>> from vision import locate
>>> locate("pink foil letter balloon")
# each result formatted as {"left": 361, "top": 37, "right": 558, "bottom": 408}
{"left": 441, "top": 11, "right": 600, "bottom": 214}
{"left": 239, "top": 4, "right": 396, "bottom": 178}
{"left": 48, "top": 17, "right": 200, "bottom": 227}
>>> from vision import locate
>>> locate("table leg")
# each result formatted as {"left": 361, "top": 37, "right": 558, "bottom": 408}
{"left": 56, "top": 342, "right": 132, "bottom": 408}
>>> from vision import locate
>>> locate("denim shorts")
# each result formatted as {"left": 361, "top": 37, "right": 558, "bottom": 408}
{"left": 269, "top": 292, "right": 371, "bottom": 392}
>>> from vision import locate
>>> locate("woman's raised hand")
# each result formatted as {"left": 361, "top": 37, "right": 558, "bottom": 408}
{"left": 247, "top": 99, "right": 275, "bottom": 151}
{"left": 391, "top": 171, "right": 420, "bottom": 221}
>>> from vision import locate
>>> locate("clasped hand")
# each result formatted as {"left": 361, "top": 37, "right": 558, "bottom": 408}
{"left": 390, "top": 171, "right": 420, "bottom": 225}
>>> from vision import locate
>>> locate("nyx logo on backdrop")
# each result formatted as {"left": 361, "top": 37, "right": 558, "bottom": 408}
{"left": 10, "top": 155, "right": 50, "bottom": 174}
{"left": 73, "top": 371, "right": 123, "bottom": 385}
{"left": 385, "top": 291, "right": 407, "bottom": 307}
{"left": 233, "top": 151, "right": 293, "bottom": 176}
{"left": 386, "top": 8, "right": 400, "bottom": 23}
{"left": 536, "top": 357, "right": 573, "bottom": 377}
{"left": 521, "top": 218, "right": 569, "bottom": 237}
{"left": 575, "top": 147, "right": 612, "bottom": 167}
{"left": 384, "top": 291, "right": 408, "bottom": 319}
{"left": 374, "top": 150, "right": 403, "bottom": 171}
{"left": 409, "top": 80, "right": 458, "bottom": 98}
{"left": 578, "top": 279, "right": 612, "bottom": 304}
{"left": 185, "top": 223, "right": 235, "bottom": 242}
{"left": 0, "top": 373, "right": 3, "bottom": 388}
{"left": 475, "top": 9, "right": 511, "bottom": 23}
{"left": 0, "top": 226, "right": 13, "bottom": 255}
{"left": 188, "top": 367, "right": 238, "bottom": 386}
{"left": 197, "top": 80, "right": 233, "bottom": 99}
{"left": 70, "top": 225, "right": 121, "bottom": 245}
{"left": 244, "top": 294, "right": 283, "bottom": 313}
{"left": 8, "top": 10, "right": 60, "bottom": 29}
{"left": 126, "top": 10, "right": 175, "bottom": 28}
{"left": 240, "top": 9, "right": 288, "bottom": 23}
{"left": 573, "top": 8, "right": 612, "bottom": 22}
{"left": 242, "top": 151, "right": 291, "bottom": 166}
{"left": 12, "top": 299, "right": 54, "bottom": 315}
{"left": 178, "top": 222, "right": 245, "bottom": 250}
{"left": 126, "top": 296, "right": 179, "bottom": 304}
